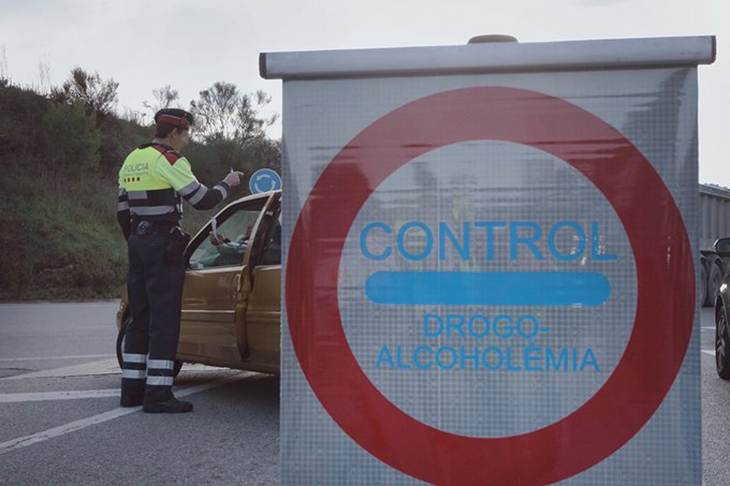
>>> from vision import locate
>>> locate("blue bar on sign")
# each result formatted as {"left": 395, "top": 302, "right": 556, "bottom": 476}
{"left": 365, "top": 271, "right": 611, "bottom": 306}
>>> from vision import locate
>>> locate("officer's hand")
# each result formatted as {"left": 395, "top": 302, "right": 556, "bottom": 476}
{"left": 223, "top": 171, "right": 244, "bottom": 187}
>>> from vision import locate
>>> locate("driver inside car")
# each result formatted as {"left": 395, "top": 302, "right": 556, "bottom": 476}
{"left": 203, "top": 222, "right": 255, "bottom": 267}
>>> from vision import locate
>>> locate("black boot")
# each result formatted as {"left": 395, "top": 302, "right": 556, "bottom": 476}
{"left": 120, "top": 395, "right": 144, "bottom": 407}
{"left": 143, "top": 396, "right": 193, "bottom": 413}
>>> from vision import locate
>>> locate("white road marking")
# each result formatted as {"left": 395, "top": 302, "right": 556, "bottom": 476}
{"left": 0, "top": 389, "right": 119, "bottom": 403}
{"left": 179, "top": 363, "right": 224, "bottom": 372}
{"left": 3, "top": 359, "right": 120, "bottom": 380}
{"left": 2, "top": 359, "right": 225, "bottom": 380}
{"left": 0, "top": 301, "right": 119, "bottom": 309}
{"left": 0, "top": 372, "right": 254, "bottom": 456}
{"left": 702, "top": 349, "right": 716, "bottom": 356}
{"left": 0, "top": 364, "right": 227, "bottom": 402}
{"left": 0, "top": 354, "right": 114, "bottom": 363}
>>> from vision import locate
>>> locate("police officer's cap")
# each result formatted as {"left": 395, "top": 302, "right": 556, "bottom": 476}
{"left": 154, "top": 108, "right": 194, "bottom": 130}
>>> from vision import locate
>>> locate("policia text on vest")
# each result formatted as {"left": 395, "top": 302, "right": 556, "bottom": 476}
{"left": 116, "top": 109, "right": 244, "bottom": 413}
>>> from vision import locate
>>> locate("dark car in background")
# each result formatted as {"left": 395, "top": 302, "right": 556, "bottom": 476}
{"left": 713, "top": 237, "right": 730, "bottom": 378}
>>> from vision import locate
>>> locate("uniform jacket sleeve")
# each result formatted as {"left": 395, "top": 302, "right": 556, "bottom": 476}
{"left": 154, "top": 155, "right": 231, "bottom": 210}
{"left": 117, "top": 187, "right": 131, "bottom": 241}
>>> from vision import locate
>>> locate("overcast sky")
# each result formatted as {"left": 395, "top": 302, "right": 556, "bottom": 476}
{"left": 1, "top": 0, "right": 727, "bottom": 184}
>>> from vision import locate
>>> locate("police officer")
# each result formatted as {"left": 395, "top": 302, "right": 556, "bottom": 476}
{"left": 116, "top": 108, "right": 244, "bottom": 413}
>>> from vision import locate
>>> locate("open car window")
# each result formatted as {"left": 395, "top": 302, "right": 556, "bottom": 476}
{"left": 188, "top": 204, "right": 264, "bottom": 270}
{"left": 261, "top": 216, "right": 282, "bottom": 266}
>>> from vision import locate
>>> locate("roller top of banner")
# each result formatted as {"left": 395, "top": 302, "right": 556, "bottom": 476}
{"left": 260, "top": 35, "right": 715, "bottom": 80}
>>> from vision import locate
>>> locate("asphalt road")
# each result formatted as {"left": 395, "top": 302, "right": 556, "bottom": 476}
{"left": 700, "top": 306, "right": 730, "bottom": 486}
{"left": 0, "top": 302, "right": 727, "bottom": 485}
{"left": 0, "top": 301, "right": 279, "bottom": 485}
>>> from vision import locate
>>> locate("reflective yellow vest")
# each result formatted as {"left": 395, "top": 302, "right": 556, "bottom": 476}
{"left": 116, "top": 143, "right": 230, "bottom": 237}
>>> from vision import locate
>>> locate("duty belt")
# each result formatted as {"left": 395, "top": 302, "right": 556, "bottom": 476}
{"left": 130, "top": 217, "right": 178, "bottom": 234}
{"left": 126, "top": 188, "right": 183, "bottom": 218}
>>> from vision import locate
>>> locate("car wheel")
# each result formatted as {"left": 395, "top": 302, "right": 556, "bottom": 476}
{"left": 116, "top": 316, "right": 183, "bottom": 379}
{"left": 716, "top": 302, "right": 730, "bottom": 379}
{"left": 709, "top": 263, "right": 723, "bottom": 308}
{"left": 701, "top": 263, "right": 709, "bottom": 307}
{"left": 115, "top": 316, "right": 130, "bottom": 370}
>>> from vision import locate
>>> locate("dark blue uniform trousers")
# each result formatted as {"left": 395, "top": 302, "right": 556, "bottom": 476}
{"left": 121, "top": 222, "right": 185, "bottom": 404}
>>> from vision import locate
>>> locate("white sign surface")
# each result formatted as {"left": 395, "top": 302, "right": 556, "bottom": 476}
{"left": 264, "top": 37, "right": 714, "bottom": 484}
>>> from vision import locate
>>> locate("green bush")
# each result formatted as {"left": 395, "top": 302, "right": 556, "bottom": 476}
{"left": 97, "top": 115, "right": 153, "bottom": 175}
{"left": 0, "top": 82, "right": 280, "bottom": 301}
{"left": 0, "top": 84, "right": 47, "bottom": 164}
{"left": 41, "top": 101, "right": 101, "bottom": 175}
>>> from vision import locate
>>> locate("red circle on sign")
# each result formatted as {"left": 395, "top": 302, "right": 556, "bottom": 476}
{"left": 286, "top": 87, "right": 694, "bottom": 485}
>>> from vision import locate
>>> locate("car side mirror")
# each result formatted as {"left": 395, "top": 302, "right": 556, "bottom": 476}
{"left": 715, "top": 237, "right": 730, "bottom": 257}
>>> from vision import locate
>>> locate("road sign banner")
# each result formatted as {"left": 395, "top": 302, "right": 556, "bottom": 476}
{"left": 249, "top": 168, "right": 281, "bottom": 194}
{"left": 264, "top": 37, "right": 714, "bottom": 484}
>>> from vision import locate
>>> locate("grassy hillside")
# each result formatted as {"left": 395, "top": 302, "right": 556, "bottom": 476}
{"left": 0, "top": 81, "right": 278, "bottom": 301}
{"left": 0, "top": 160, "right": 126, "bottom": 299}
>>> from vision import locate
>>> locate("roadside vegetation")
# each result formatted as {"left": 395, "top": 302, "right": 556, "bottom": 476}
{"left": 0, "top": 68, "right": 280, "bottom": 301}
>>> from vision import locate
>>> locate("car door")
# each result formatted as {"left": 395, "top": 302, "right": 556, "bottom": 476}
{"left": 237, "top": 193, "right": 281, "bottom": 372}
{"left": 178, "top": 194, "right": 272, "bottom": 363}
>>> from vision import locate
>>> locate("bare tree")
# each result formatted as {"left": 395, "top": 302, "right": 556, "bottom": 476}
{"left": 143, "top": 85, "right": 181, "bottom": 116}
{"left": 237, "top": 90, "right": 279, "bottom": 141}
{"left": 122, "top": 106, "right": 148, "bottom": 126}
{"left": 38, "top": 54, "right": 51, "bottom": 95}
{"left": 0, "top": 44, "right": 9, "bottom": 83}
{"left": 53, "top": 67, "right": 119, "bottom": 116}
{"left": 190, "top": 82, "right": 277, "bottom": 143}
{"left": 190, "top": 82, "right": 238, "bottom": 140}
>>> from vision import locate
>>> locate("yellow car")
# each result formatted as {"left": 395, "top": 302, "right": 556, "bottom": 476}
{"left": 115, "top": 190, "right": 281, "bottom": 377}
